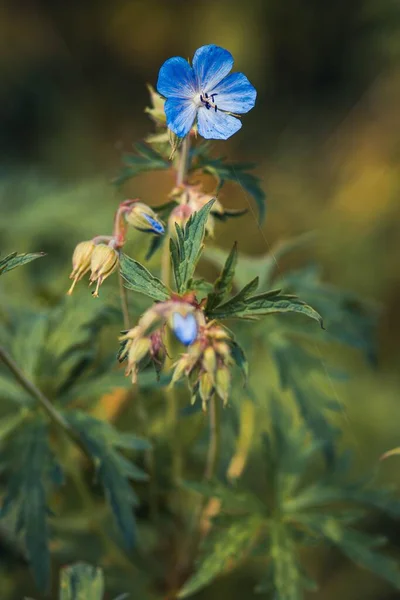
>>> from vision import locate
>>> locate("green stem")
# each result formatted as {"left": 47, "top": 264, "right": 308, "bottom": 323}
{"left": 204, "top": 395, "right": 221, "bottom": 480}
{"left": 119, "top": 271, "right": 131, "bottom": 329}
{"left": 0, "top": 346, "right": 91, "bottom": 459}
{"left": 176, "top": 135, "right": 191, "bottom": 187}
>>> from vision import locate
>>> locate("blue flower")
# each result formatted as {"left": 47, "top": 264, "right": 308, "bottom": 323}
{"left": 157, "top": 44, "right": 256, "bottom": 140}
{"left": 172, "top": 312, "right": 198, "bottom": 346}
{"left": 143, "top": 214, "right": 165, "bottom": 235}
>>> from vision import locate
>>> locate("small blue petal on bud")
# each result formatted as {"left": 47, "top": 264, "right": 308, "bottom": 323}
{"left": 172, "top": 313, "right": 198, "bottom": 346}
{"left": 144, "top": 214, "right": 165, "bottom": 235}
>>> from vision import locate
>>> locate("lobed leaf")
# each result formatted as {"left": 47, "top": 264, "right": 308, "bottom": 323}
{"left": 206, "top": 242, "right": 238, "bottom": 311}
{"left": 65, "top": 411, "right": 149, "bottom": 549}
{"left": 113, "top": 143, "right": 169, "bottom": 186}
{"left": 120, "top": 253, "right": 170, "bottom": 301}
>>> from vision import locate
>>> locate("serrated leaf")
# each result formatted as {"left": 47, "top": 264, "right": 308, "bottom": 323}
{"left": 65, "top": 411, "right": 148, "bottom": 548}
{"left": 178, "top": 516, "right": 262, "bottom": 598}
{"left": 113, "top": 143, "right": 169, "bottom": 186}
{"left": 206, "top": 242, "right": 238, "bottom": 311}
{"left": 0, "top": 251, "right": 45, "bottom": 275}
{"left": 195, "top": 156, "right": 266, "bottom": 223}
{"left": 60, "top": 562, "right": 104, "bottom": 600}
{"left": 120, "top": 253, "right": 170, "bottom": 301}
{"left": 229, "top": 339, "right": 249, "bottom": 382}
{"left": 170, "top": 200, "right": 215, "bottom": 294}
{"left": 209, "top": 284, "right": 323, "bottom": 329}
{"left": 0, "top": 418, "right": 60, "bottom": 592}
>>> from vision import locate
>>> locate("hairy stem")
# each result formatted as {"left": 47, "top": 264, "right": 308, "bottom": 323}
{"left": 119, "top": 271, "right": 131, "bottom": 329}
{"left": 176, "top": 135, "right": 191, "bottom": 187}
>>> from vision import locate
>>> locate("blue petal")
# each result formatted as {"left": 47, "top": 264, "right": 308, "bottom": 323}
{"left": 157, "top": 57, "right": 196, "bottom": 99}
{"left": 197, "top": 107, "right": 242, "bottom": 140}
{"left": 172, "top": 313, "right": 198, "bottom": 346}
{"left": 143, "top": 214, "right": 165, "bottom": 235}
{"left": 164, "top": 98, "right": 197, "bottom": 138}
{"left": 211, "top": 72, "right": 257, "bottom": 114}
{"left": 192, "top": 45, "right": 233, "bottom": 94}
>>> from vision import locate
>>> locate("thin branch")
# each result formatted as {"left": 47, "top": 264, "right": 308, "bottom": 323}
{"left": 204, "top": 395, "right": 221, "bottom": 480}
{"left": 119, "top": 271, "right": 131, "bottom": 329}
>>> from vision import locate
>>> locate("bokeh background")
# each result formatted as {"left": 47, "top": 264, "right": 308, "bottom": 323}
{"left": 1, "top": 0, "right": 400, "bottom": 598}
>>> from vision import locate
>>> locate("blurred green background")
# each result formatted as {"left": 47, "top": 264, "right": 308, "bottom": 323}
{"left": 1, "top": 0, "right": 400, "bottom": 598}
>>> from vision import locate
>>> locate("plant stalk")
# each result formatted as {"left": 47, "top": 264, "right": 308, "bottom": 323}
{"left": 204, "top": 395, "right": 221, "bottom": 480}
{"left": 119, "top": 271, "right": 131, "bottom": 329}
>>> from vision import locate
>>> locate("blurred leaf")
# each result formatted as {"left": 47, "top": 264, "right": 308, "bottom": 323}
{"left": 228, "top": 339, "right": 249, "bottom": 382}
{"left": 65, "top": 411, "right": 148, "bottom": 548}
{"left": 302, "top": 517, "right": 400, "bottom": 589}
{"left": 170, "top": 200, "right": 215, "bottom": 294}
{"left": 182, "top": 480, "right": 266, "bottom": 514}
{"left": 0, "top": 251, "right": 45, "bottom": 276}
{"left": 60, "top": 562, "right": 104, "bottom": 600}
{"left": 120, "top": 253, "right": 170, "bottom": 301}
{"left": 113, "top": 143, "right": 169, "bottom": 187}
{"left": 178, "top": 516, "right": 262, "bottom": 598}
{"left": 206, "top": 242, "right": 238, "bottom": 311}
{"left": 0, "top": 417, "right": 61, "bottom": 592}
{"left": 194, "top": 155, "right": 266, "bottom": 223}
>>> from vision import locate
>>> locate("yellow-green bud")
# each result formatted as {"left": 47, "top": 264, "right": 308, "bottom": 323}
{"left": 203, "top": 346, "right": 217, "bottom": 377}
{"left": 170, "top": 356, "right": 189, "bottom": 387}
{"left": 199, "top": 372, "right": 214, "bottom": 410}
{"left": 67, "top": 240, "right": 96, "bottom": 295}
{"left": 128, "top": 337, "right": 151, "bottom": 366}
{"left": 215, "top": 366, "right": 231, "bottom": 406}
{"left": 89, "top": 244, "right": 119, "bottom": 297}
{"left": 125, "top": 202, "right": 164, "bottom": 235}
{"left": 214, "top": 341, "right": 231, "bottom": 360}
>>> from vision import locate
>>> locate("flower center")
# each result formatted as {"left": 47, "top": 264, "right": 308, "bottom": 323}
{"left": 199, "top": 92, "right": 218, "bottom": 112}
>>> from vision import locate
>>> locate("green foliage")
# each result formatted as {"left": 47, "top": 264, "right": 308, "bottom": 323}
{"left": 113, "top": 142, "right": 169, "bottom": 187}
{"left": 60, "top": 563, "right": 104, "bottom": 600}
{"left": 193, "top": 152, "right": 266, "bottom": 223}
{"left": 206, "top": 242, "right": 238, "bottom": 312}
{"left": 170, "top": 200, "right": 215, "bottom": 294}
{"left": 0, "top": 417, "right": 61, "bottom": 592}
{"left": 179, "top": 398, "right": 400, "bottom": 598}
{"left": 0, "top": 251, "right": 45, "bottom": 276}
{"left": 64, "top": 411, "right": 149, "bottom": 549}
{"left": 120, "top": 252, "right": 170, "bottom": 301}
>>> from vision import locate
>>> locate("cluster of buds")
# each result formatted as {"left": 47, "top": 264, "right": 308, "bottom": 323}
{"left": 67, "top": 238, "right": 119, "bottom": 297}
{"left": 67, "top": 200, "right": 164, "bottom": 297}
{"left": 171, "top": 322, "right": 234, "bottom": 410}
{"left": 118, "top": 298, "right": 206, "bottom": 383}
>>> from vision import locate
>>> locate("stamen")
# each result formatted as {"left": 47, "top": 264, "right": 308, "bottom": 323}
{"left": 200, "top": 92, "right": 218, "bottom": 112}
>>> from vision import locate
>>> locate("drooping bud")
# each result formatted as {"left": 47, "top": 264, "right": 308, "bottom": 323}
{"left": 126, "top": 337, "right": 152, "bottom": 384}
{"left": 67, "top": 240, "right": 96, "bottom": 295}
{"left": 125, "top": 202, "right": 165, "bottom": 235}
{"left": 203, "top": 346, "right": 217, "bottom": 377}
{"left": 215, "top": 365, "right": 231, "bottom": 406}
{"left": 89, "top": 244, "right": 119, "bottom": 297}
{"left": 199, "top": 372, "right": 214, "bottom": 410}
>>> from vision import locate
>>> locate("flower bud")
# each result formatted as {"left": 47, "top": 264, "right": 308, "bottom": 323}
{"left": 168, "top": 204, "right": 193, "bottom": 238}
{"left": 170, "top": 355, "right": 190, "bottom": 386}
{"left": 215, "top": 366, "right": 231, "bottom": 406}
{"left": 67, "top": 240, "right": 96, "bottom": 295}
{"left": 199, "top": 372, "right": 214, "bottom": 411}
{"left": 89, "top": 244, "right": 119, "bottom": 297}
{"left": 128, "top": 337, "right": 151, "bottom": 365}
{"left": 125, "top": 202, "right": 164, "bottom": 235}
{"left": 203, "top": 346, "right": 217, "bottom": 377}
{"left": 171, "top": 312, "right": 198, "bottom": 346}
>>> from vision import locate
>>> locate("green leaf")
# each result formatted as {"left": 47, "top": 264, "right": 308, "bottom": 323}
{"left": 65, "top": 411, "right": 148, "bottom": 548}
{"left": 0, "top": 418, "right": 61, "bottom": 592}
{"left": 120, "top": 253, "right": 170, "bottom": 301}
{"left": 178, "top": 516, "right": 262, "bottom": 598}
{"left": 60, "top": 562, "right": 104, "bottom": 600}
{"left": 206, "top": 242, "right": 238, "bottom": 311}
{"left": 209, "top": 284, "right": 324, "bottom": 329}
{"left": 268, "top": 522, "right": 308, "bottom": 600}
{"left": 182, "top": 480, "right": 266, "bottom": 514}
{"left": 113, "top": 143, "right": 169, "bottom": 186}
{"left": 170, "top": 200, "right": 215, "bottom": 294}
{"left": 195, "top": 155, "right": 266, "bottom": 223}
{"left": 229, "top": 339, "right": 249, "bottom": 382}
{"left": 0, "top": 251, "right": 45, "bottom": 275}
